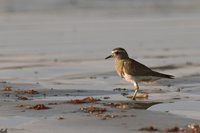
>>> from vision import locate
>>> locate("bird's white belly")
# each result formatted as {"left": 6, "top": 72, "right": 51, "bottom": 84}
{"left": 123, "top": 73, "right": 136, "bottom": 84}
{"left": 123, "top": 73, "right": 160, "bottom": 83}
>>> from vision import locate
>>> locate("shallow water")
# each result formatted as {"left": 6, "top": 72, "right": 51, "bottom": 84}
{"left": 148, "top": 101, "right": 200, "bottom": 120}
{"left": 0, "top": 14, "right": 200, "bottom": 84}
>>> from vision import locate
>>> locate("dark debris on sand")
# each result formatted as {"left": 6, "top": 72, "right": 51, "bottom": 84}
{"left": 2, "top": 85, "right": 12, "bottom": 92}
{"left": 66, "top": 96, "right": 100, "bottom": 104}
{"left": 80, "top": 106, "right": 106, "bottom": 114}
{"left": 15, "top": 89, "right": 39, "bottom": 95}
{"left": 139, "top": 126, "right": 159, "bottom": 131}
{"left": 138, "top": 123, "right": 200, "bottom": 133}
{"left": 17, "top": 96, "right": 29, "bottom": 100}
{"left": 28, "top": 104, "right": 50, "bottom": 110}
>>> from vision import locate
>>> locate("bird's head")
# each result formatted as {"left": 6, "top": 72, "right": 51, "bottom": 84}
{"left": 105, "top": 47, "right": 129, "bottom": 60}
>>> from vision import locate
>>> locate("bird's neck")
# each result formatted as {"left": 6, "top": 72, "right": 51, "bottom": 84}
{"left": 115, "top": 56, "right": 129, "bottom": 61}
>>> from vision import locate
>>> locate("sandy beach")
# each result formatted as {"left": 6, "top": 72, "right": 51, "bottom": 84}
{"left": 0, "top": 1, "right": 200, "bottom": 133}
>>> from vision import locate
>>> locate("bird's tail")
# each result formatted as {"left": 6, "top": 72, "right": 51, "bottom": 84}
{"left": 152, "top": 71, "right": 174, "bottom": 79}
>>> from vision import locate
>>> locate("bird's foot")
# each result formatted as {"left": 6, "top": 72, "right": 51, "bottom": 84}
{"left": 127, "top": 92, "right": 148, "bottom": 100}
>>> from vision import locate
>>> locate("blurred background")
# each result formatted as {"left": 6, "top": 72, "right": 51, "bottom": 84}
{"left": 0, "top": 0, "right": 200, "bottom": 90}
{"left": 1, "top": 0, "right": 200, "bottom": 15}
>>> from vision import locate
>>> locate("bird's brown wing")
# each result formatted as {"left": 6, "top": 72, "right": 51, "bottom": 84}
{"left": 123, "top": 58, "right": 174, "bottom": 79}
{"left": 123, "top": 58, "right": 153, "bottom": 76}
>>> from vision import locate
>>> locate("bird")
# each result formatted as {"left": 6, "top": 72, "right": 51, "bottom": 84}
{"left": 105, "top": 47, "right": 174, "bottom": 100}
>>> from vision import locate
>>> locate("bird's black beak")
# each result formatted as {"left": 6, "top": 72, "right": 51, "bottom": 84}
{"left": 105, "top": 55, "right": 112, "bottom": 59}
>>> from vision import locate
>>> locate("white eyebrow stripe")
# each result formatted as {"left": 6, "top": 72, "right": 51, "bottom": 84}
{"left": 112, "top": 50, "right": 117, "bottom": 54}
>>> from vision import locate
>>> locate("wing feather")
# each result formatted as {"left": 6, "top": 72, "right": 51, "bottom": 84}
{"left": 123, "top": 58, "right": 174, "bottom": 79}
{"left": 123, "top": 59, "right": 153, "bottom": 76}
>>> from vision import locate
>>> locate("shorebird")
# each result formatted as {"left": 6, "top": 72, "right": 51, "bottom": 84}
{"left": 105, "top": 47, "right": 174, "bottom": 100}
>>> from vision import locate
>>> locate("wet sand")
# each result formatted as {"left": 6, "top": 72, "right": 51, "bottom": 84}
{"left": 0, "top": 72, "right": 200, "bottom": 132}
{"left": 0, "top": 81, "right": 200, "bottom": 133}
{"left": 0, "top": 2, "right": 200, "bottom": 132}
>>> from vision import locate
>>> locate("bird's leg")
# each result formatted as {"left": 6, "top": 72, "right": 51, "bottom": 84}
{"left": 127, "top": 82, "right": 148, "bottom": 100}
{"left": 132, "top": 82, "right": 139, "bottom": 100}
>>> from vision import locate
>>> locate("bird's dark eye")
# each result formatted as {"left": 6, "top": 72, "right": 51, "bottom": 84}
{"left": 115, "top": 52, "right": 119, "bottom": 55}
